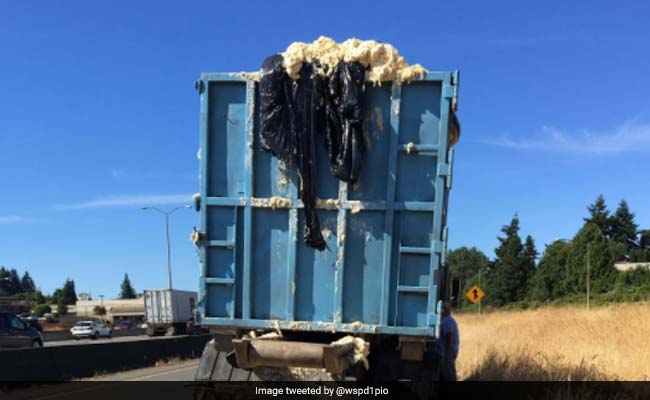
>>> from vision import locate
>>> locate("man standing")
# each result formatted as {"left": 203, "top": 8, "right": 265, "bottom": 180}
{"left": 437, "top": 302, "right": 459, "bottom": 381}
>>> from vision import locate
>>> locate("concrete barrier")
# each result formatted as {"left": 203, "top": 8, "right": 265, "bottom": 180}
{"left": 0, "top": 335, "right": 211, "bottom": 381}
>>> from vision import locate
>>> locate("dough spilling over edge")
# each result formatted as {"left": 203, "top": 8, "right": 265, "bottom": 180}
{"left": 330, "top": 335, "right": 370, "bottom": 369}
{"left": 281, "top": 36, "right": 427, "bottom": 85}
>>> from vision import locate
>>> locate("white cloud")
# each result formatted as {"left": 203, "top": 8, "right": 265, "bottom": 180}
{"left": 482, "top": 119, "right": 650, "bottom": 154}
{"left": 56, "top": 194, "right": 193, "bottom": 210}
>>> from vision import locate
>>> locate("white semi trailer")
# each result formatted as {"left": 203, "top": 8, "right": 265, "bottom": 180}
{"left": 144, "top": 289, "right": 197, "bottom": 336}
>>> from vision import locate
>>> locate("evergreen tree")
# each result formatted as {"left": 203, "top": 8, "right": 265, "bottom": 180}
{"left": 584, "top": 195, "right": 611, "bottom": 238}
{"left": 57, "top": 299, "right": 68, "bottom": 316}
{"left": 119, "top": 273, "right": 137, "bottom": 299}
{"left": 640, "top": 230, "right": 650, "bottom": 250}
{"left": 61, "top": 279, "right": 77, "bottom": 305}
{"left": 7, "top": 268, "right": 23, "bottom": 295}
{"left": 34, "top": 290, "right": 46, "bottom": 304}
{"left": 52, "top": 288, "right": 63, "bottom": 304}
{"left": 609, "top": 200, "right": 638, "bottom": 251}
{"left": 528, "top": 239, "right": 571, "bottom": 301}
{"left": 488, "top": 214, "right": 529, "bottom": 305}
{"left": 522, "top": 235, "right": 538, "bottom": 289}
{"left": 21, "top": 271, "right": 36, "bottom": 292}
{"left": 0, "top": 267, "right": 9, "bottom": 295}
{"left": 565, "top": 223, "right": 617, "bottom": 294}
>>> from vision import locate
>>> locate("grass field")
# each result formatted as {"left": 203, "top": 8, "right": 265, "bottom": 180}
{"left": 454, "top": 302, "right": 650, "bottom": 381}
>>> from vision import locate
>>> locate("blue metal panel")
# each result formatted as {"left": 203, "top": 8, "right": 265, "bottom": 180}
{"left": 197, "top": 72, "right": 459, "bottom": 338}
{"left": 295, "top": 210, "right": 338, "bottom": 322}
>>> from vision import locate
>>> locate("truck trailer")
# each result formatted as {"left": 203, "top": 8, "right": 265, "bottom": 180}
{"left": 143, "top": 289, "right": 197, "bottom": 336}
{"left": 192, "top": 66, "right": 460, "bottom": 381}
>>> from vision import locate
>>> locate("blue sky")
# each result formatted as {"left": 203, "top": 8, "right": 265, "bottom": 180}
{"left": 1, "top": 1, "right": 649, "bottom": 298}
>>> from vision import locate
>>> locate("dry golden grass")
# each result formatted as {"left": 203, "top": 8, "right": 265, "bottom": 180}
{"left": 455, "top": 302, "right": 650, "bottom": 381}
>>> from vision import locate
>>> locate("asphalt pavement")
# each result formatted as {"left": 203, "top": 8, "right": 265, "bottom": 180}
{"left": 44, "top": 334, "right": 186, "bottom": 347}
{"left": 90, "top": 359, "right": 199, "bottom": 381}
{"left": 3, "top": 360, "right": 201, "bottom": 400}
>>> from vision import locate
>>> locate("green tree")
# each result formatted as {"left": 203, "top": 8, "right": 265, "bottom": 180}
{"left": 609, "top": 200, "right": 638, "bottom": 251}
{"left": 33, "top": 290, "right": 46, "bottom": 304}
{"left": 528, "top": 239, "right": 571, "bottom": 301}
{"left": 0, "top": 267, "right": 8, "bottom": 295}
{"left": 584, "top": 195, "right": 611, "bottom": 238}
{"left": 447, "top": 247, "right": 489, "bottom": 305}
{"left": 60, "top": 279, "right": 77, "bottom": 305}
{"left": 522, "top": 235, "right": 538, "bottom": 288}
{"left": 565, "top": 223, "right": 618, "bottom": 294}
{"left": 488, "top": 214, "right": 529, "bottom": 305}
{"left": 57, "top": 299, "right": 68, "bottom": 316}
{"left": 0, "top": 268, "right": 23, "bottom": 295}
{"left": 52, "top": 288, "right": 63, "bottom": 304}
{"left": 33, "top": 304, "right": 51, "bottom": 317}
{"left": 119, "top": 273, "right": 137, "bottom": 299}
{"left": 640, "top": 230, "right": 650, "bottom": 250}
{"left": 20, "top": 271, "right": 36, "bottom": 293}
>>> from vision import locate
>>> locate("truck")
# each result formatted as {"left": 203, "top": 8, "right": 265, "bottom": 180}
{"left": 143, "top": 289, "right": 197, "bottom": 336}
{"left": 192, "top": 68, "right": 460, "bottom": 381}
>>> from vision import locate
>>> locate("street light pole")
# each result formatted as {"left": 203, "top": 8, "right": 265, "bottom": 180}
{"left": 143, "top": 205, "right": 191, "bottom": 291}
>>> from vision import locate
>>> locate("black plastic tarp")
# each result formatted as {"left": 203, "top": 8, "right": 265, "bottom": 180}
{"left": 259, "top": 55, "right": 367, "bottom": 250}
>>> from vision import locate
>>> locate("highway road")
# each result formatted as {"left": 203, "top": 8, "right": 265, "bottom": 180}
{"left": 90, "top": 359, "right": 199, "bottom": 381}
{"left": 4, "top": 360, "right": 201, "bottom": 400}
{"left": 43, "top": 334, "right": 194, "bottom": 347}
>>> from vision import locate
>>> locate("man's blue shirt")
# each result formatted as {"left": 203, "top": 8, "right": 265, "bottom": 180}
{"left": 436, "top": 315, "right": 459, "bottom": 359}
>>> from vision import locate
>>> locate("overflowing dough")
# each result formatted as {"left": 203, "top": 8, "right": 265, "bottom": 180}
{"left": 281, "top": 36, "right": 426, "bottom": 84}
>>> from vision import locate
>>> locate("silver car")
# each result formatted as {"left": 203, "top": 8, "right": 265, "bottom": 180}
{"left": 70, "top": 321, "right": 112, "bottom": 340}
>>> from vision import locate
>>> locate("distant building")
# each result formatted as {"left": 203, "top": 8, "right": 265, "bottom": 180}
{"left": 614, "top": 262, "right": 650, "bottom": 272}
{"left": 75, "top": 297, "right": 145, "bottom": 323}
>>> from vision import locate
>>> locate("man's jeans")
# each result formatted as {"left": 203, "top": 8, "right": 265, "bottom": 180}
{"left": 440, "top": 355, "right": 457, "bottom": 381}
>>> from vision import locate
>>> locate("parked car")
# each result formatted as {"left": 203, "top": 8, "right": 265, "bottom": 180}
{"left": 70, "top": 321, "right": 112, "bottom": 340}
{"left": 21, "top": 318, "right": 43, "bottom": 332}
{"left": 0, "top": 312, "right": 44, "bottom": 349}
{"left": 42, "top": 314, "right": 59, "bottom": 323}
{"left": 113, "top": 321, "right": 135, "bottom": 331}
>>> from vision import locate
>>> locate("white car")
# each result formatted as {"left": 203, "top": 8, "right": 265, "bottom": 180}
{"left": 70, "top": 321, "right": 112, "bottom": 340}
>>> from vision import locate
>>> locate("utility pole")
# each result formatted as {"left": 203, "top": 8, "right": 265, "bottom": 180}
{"left": 587, "top": 243, "right": 591, "bottom": 311}
{"left": 478, "top": 268, "right": 482, "bottom": 315}
{"left": 143, "top": 205, "right": 191, "bottom": 290}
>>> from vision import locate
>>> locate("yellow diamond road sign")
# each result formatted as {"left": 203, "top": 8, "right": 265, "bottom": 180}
{"left": 466, "top": 284, "right": 485, "bottom": 304}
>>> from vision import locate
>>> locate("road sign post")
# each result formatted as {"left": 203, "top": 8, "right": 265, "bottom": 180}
{"left": 465, "top": 283, "right": 485, "bottom": 312}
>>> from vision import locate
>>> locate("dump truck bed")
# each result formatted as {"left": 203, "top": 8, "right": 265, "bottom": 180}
{"left": 196, "top": 71, "right": 458, "bottom": 338}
